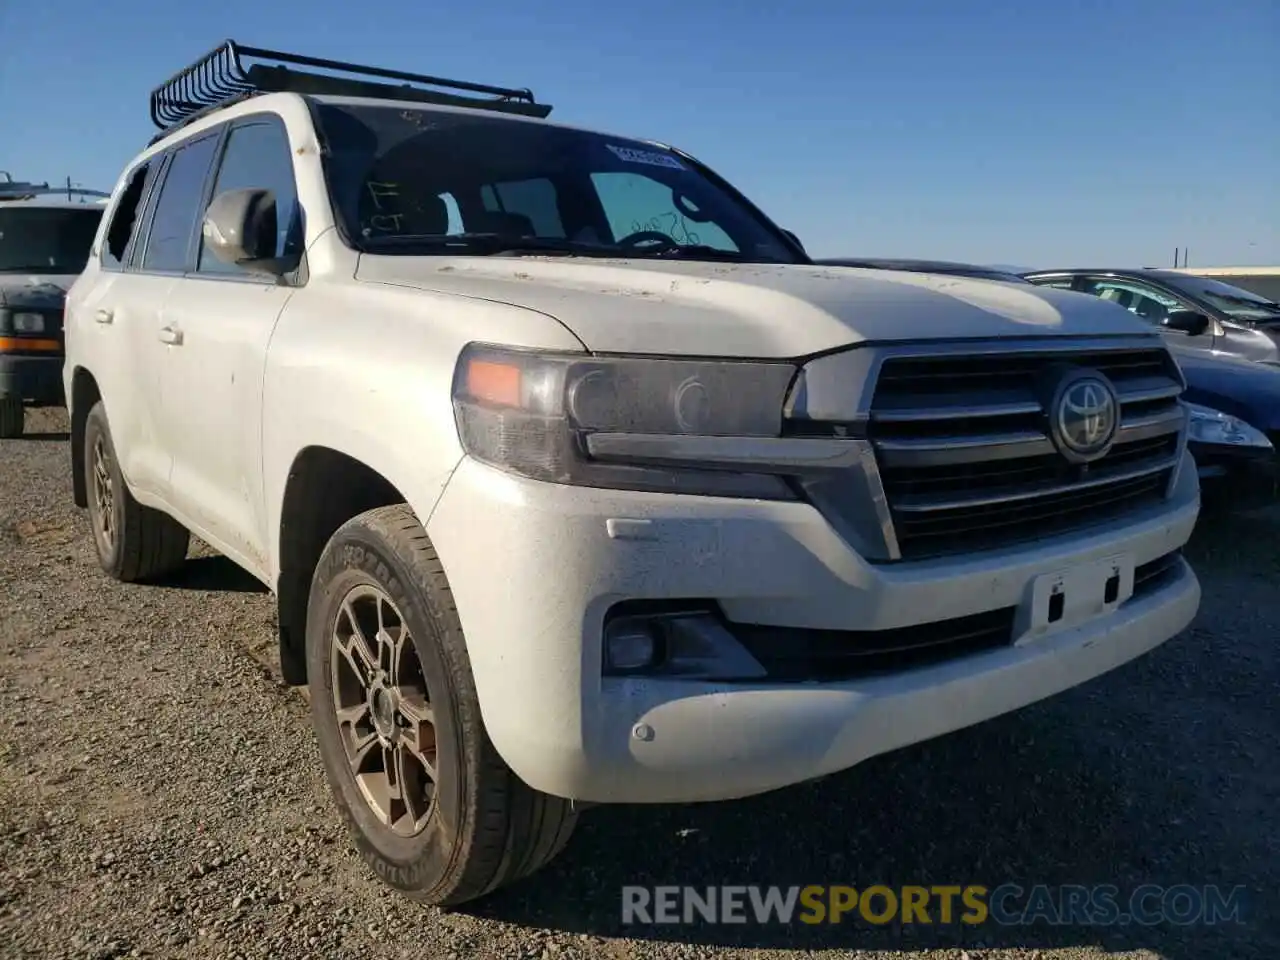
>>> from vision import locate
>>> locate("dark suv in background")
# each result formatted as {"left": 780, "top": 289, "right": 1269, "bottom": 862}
{"left": 0, "top": 176, "right": 106, "bottom": 437}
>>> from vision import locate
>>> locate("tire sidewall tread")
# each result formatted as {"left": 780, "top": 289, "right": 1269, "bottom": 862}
{"left": 305, "top": 504, "right": 577, "bottom": 907}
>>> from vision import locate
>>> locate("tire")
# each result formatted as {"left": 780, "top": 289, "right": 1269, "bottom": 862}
{"left": 306, "top": 504, "right": 578, "bottom": 906}
{"left": 0, "top": 396, "right": 23, "bottom": 438}
{"left": 83, "top": 401, "right": 190, "bottom": 582}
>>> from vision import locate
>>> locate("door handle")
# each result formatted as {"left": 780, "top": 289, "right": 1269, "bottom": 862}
{"left": 158, "top": 324, "right": 184, "bottom": 346}
{"left": 94, "top": 308, "right": 114, "bottom": 325}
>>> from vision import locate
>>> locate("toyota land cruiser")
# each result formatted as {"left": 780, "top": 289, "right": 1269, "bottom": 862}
{"left": 63, "top": 41, "right": 1202, "bottom": 905}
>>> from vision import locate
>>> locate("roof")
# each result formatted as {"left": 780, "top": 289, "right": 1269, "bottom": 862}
{"left": 142, "top": 87, "right": 680, "bottom": 175}
{"left": 1174, "top": 265, "right": 1280, "bottom": 278}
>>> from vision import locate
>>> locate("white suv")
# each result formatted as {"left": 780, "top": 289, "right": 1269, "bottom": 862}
{"left": 65, "top": 41, "right": 1202, "bottom": 905}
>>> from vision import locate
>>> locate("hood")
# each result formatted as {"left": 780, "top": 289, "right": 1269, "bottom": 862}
{"left": 355, "top": 256, "right": 1160, "bottom": 358}
{"left": 1172, "top": 346, "right": 1280, "bottom": 430}
{"left": 0, "top": 274, "right": 73, "bottom": 309}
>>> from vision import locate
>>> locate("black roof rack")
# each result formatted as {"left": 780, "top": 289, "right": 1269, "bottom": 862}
{"left": 148, "top": 39, "right": 553, "bottom": 139}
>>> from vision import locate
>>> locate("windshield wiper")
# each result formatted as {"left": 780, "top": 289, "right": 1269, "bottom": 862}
{"left": 360, "top": 232, "right": 622, "bottom": 258}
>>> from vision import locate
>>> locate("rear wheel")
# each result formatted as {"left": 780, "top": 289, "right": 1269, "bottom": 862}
{"left": 0, "top": 397, "right": 23, "bottom": 438}
{"left": 306, "top": 504, "right": 578, "bottom": 906}
{"left": 83, "top": 401, "right": 190, "bottom": 581}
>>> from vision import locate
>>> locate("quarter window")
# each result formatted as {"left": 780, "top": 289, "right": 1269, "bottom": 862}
{"left": 102, "top": 162, "right": 156, "bottom": 269}
{"left": 480, "top": 178, "right": 564, "bottom": 237}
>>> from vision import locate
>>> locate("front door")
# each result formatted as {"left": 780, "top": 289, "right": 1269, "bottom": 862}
{"left": 155, "top": 116, "right": 303, "bottom": 576}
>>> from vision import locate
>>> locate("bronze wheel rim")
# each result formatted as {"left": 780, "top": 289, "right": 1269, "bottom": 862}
{"left": 330, "top": 584, "right": 438, "bottom": 837}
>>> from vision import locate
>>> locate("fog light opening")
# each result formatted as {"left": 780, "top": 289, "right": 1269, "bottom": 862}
{"left": 604, "top": 618, "right": 666, "bottom": 674}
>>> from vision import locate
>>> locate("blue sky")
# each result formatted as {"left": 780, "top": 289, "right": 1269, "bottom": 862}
{"left": 2, "top": 0, "right": 1276, "bottom": 267}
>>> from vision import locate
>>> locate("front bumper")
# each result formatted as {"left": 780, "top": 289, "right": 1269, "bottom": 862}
{"left": 0, "top": 354, "right": 65, "bottom": 405}
{"left": 425, "top": 452, "right": 1201, "bottom": 804}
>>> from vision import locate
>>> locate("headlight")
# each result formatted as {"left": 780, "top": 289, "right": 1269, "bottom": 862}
{"left": 1185, "top": 403, "right": 1273, "bottom": 450}
{"left": 11, "top": 312, "right": 46, "bottom": 334}
{"left": 451, "top": 343, "right": 824, "bottom": 499}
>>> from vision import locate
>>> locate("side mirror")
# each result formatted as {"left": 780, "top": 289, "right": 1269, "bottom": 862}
{"left": 1163, "top": 309, "right": 1211, "bottom": 336}
{"left": 781, "top": 229, "right": 806, "bottom": 253}
{"left": 202, "top": 188, "right": 283, "bottom": 274}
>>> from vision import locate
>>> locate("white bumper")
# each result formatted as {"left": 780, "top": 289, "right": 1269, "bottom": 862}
{"left": 424, "top": 453, "right": 1201, "bottom": 804}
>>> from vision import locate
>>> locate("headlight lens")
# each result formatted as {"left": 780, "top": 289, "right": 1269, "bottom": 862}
{"left": 451, "top": 343, "right": 805, "bottom": 498}
{"left": 11, "top": 312, "right": 45, "bottom": 333}
{"left": 1185, "top": 403, "right": 1273, "bottom": 450}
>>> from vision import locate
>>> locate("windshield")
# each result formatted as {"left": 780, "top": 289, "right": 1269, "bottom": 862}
{"left": 0, "top": 205, "right": 103, "bottom": 274}
{"left": 1161, "top": 274, "right": 1280, "bottom": 322}
{"left": 312, "top": 102, "right": 801, "bottom": 263}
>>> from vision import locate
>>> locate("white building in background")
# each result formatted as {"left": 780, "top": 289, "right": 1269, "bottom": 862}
{"left": 1172, "top": 266, "right": 1280, "bottom": 301}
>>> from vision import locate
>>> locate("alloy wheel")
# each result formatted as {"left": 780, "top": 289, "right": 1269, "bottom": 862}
{"left": 330, "top": 584, "right": 438, "bottom": 836}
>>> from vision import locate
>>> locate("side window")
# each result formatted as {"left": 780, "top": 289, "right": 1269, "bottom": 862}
{"left": 197, "top": 120, "right": 301, "bottom": 275}
{"left": 141, "top": 134, "right": 220, "bottom": 273}
{"left": 102, "top": 162, "right": 157, "bottom": 269}
{"left": 480, "top": 179, "right": 565, "bottom": 237}
{"left": 590, "top": 172, "right": 737, "bottom": 251}
{"left": 1034, "top": 278, "right": 1076, "bottom": 290}
{"left": 1081, "top": 278, "right": 1182, "bottom": 325}
{"left": 439, "top": 192, "right": 464, "bottom": 235}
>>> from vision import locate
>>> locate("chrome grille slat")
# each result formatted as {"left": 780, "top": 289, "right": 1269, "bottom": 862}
{"left": 875, "top": 404, "right": 1185, "bottom": 469}
{"left": 891, "top": 454, "right": 1182, "bottom": 513}
{"left": 894, "top": 475, "right": 1169, "bottom": 544}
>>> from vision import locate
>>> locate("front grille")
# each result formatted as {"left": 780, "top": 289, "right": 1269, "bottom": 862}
{"left": 868, "top": 346, "right": 1185, "bottom": 560}
{"left": 731, "top": 607, "right": 1016, "bottom": 681}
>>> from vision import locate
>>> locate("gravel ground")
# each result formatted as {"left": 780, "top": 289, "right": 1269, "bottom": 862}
{"left": 0, "top": 407, "right": 1275, "bottom": 960}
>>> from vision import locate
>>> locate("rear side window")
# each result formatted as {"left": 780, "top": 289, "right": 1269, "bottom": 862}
{"left": 141, "top": 134, "right": 219, "bottom": 273}
{"left": 197, "top": 120, "right": 302, "bottom": 275}
{"left": 480, "top": 178, "right": 565, "bottom": 237}
{"left": 102, "top": 162, "right": 157, "bottom": 269}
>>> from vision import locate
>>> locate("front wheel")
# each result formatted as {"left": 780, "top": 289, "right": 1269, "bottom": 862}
{"left": 82, "top": 401, "right": 190, "bottom": 581}
{"left": 306, "top": 504, "right": 578, "bottom": 906}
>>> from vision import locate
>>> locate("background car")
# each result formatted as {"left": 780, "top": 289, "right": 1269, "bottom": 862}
{"left": 0, "top": 174, "right": 107, "bottom": 437}
{"left": 1021, "top": 267, "right": 1280, "bottom": 366}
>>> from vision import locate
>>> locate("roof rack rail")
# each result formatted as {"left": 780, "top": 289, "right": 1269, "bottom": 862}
{"left": 148, "top": 39, "right": 553, "bottom": 138}
{"left": 0, "top": 172, "right": 109, "bottom": 203}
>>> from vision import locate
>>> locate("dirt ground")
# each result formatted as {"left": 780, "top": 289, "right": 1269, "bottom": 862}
{"left": 1, "top": 407, "right": 1275, "bottom": 960}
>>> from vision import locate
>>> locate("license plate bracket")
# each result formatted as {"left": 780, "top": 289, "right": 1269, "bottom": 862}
{"left": 1013, "top": 553, "right": 1135, "bottom": 645}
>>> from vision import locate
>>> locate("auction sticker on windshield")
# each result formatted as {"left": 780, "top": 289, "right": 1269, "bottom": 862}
{"left": 606, "top": 144, "right": 686, "bottom": 169}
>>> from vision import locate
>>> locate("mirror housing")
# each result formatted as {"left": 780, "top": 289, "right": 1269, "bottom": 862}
{"left": 1162, "top": 309, "right": 1211, "bottom": 337}
{"left": 202, "top": 188, "right": 285, "bottom": 275}
{"left": 781, "top": 229, "right": 806, "bottom": 254}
